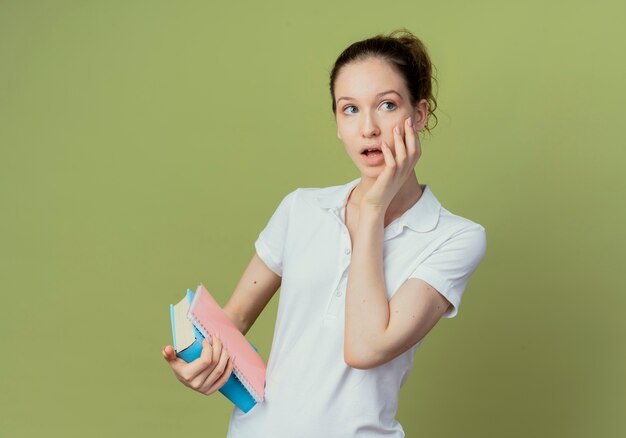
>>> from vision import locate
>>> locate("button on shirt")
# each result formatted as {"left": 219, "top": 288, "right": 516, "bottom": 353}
{"left": 227, "top": 177, "right": 487, "bottom": 438}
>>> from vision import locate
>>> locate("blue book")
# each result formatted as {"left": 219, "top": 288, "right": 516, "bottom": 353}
{"left": 169, "top": 289, "right": 258, "bottom": 413}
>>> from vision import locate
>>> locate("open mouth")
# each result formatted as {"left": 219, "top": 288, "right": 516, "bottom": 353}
{"left": 361, "top": 148, "right": 384, "bottom": 165}
{"left": 361, "top": 148, "right": 382, "bottom": 156}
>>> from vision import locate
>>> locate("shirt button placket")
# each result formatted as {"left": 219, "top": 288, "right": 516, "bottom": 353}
{"left": 335, "top": 267, "right": 348, "bottom": 298}
{"left": 334, "top": 224, "right": 350, "bottom": 299}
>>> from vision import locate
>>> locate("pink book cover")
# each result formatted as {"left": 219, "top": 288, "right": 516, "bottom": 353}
{"left": 187, "top": 283, "right": 266, "bottom": 402}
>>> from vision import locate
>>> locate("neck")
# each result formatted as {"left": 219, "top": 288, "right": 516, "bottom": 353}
{"left": 350, "top": 170, "right": 423, "bottom": 221}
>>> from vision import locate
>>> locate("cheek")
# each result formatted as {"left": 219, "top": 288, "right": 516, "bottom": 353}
{"left": 387, "top": 118, "right": 405, "bottom": 132}
{"left": 386, "top": 118, "right": 410, "bottom": 140}
{"left": 337, "top": 124, "right": 356, "bottom": 142}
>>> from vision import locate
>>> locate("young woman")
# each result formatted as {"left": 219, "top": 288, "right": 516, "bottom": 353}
{"left": 163, "top": 28, "right": 487, "bottom": 437}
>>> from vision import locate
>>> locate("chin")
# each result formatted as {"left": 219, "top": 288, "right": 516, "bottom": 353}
{"left": 360, "top": 167, "right": 384, "bottom": 179}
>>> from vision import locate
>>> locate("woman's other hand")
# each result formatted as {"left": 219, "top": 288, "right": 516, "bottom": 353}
{"left": 162, "top": 333, "right": 236, "bottom": 396}
{"left": 361, "top": 116, "right": 422, "bottom": 210}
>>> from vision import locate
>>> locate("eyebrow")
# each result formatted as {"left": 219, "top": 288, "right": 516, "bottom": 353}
{"left": 336, "top": 89, "right": 403, "bottom": 104}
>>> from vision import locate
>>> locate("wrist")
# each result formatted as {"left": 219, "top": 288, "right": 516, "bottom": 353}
{"left": 358, "top": 205, "right": 386, "bottom": 226}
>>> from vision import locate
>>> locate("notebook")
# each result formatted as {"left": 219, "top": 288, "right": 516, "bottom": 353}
{"left": 169, "top": 289, "right": 259, "bottom": 412}
{"left": 169, "top": 285, "right": 266, "bottom": 412}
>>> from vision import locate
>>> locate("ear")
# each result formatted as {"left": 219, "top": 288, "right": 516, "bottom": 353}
{"left": 413, "top": 99, "right": 429, "bottom": 132}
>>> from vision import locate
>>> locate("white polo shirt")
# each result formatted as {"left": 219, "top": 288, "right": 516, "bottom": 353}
{"left": 227, "top": 177, "right": 487, "bottom": 437}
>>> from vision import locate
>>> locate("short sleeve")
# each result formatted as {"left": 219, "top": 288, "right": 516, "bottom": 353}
{"left": 254, "top": 189, "right": 298, "bottom": 277}
{"left": 408, "top": 224, "right": 487, "bottom": 319}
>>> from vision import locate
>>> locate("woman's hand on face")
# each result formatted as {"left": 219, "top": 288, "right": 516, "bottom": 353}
{"left": 360, "top": 116, "right": 422, "bottom": 210}
{"left": 162, "top": 333, "right": 236, "bottom": 396}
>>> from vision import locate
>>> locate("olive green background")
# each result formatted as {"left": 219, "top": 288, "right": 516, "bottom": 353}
{"left": 1, "top": 1, "right": 624, "bottom": 437}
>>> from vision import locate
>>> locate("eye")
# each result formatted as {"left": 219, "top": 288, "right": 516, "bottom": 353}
{"left": 343, "top": 105, "right": 357, "bottom": 115}
{"left": 341, "top": 101, "right": 398, "bottom": 115}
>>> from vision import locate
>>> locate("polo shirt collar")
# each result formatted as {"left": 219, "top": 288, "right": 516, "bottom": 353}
{"left": 315, "top": 177, "right": 442, "bottom": 233}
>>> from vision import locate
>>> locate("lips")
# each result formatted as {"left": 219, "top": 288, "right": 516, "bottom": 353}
{"left": 360, "top": 145, "right": 382, "bottom": 155}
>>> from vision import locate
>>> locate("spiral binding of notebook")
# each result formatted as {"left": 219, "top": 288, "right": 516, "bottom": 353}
{"left": 187, "top": 283, "right": 266, "bottom": 403}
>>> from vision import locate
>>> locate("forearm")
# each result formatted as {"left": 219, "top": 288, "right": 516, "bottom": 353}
{"left": 344, "top": 206, "right": 390, "bottom": 366}
{"left": 223, "top": 303, "right": 250, "bottom": 336}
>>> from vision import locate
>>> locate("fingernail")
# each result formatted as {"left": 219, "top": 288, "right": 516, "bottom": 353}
{"left": 394, "top": 126, "right": 400, "bottom": 134}
{"left": 407, "top": 117, "right": 413, "bottom": 127}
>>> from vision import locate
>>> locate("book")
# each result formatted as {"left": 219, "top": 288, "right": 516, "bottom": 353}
{"left": 169, "top": 284, "right": 266, "bottom": 413}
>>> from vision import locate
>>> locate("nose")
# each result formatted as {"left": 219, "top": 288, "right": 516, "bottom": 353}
{"left": 360, "top": 112, "right": 380, "bottom": 138}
